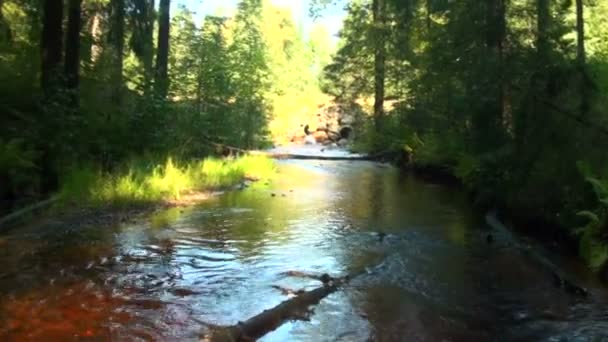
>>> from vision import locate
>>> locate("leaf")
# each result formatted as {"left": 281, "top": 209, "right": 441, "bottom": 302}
{"left": 586, "top": 177, "right": 608, "bottom": 200}
{"left": 577, "top": 210, "right": 600, "bottom": 224}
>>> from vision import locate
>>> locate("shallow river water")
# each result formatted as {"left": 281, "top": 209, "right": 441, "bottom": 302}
{"left": 1, "top": 152, "right": 608, "bottom": 341}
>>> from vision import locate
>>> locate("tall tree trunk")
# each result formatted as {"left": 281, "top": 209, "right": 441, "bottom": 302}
{"left": 155, "top": 0, "right": 170, "bottom": 99}
{"left": 41, "top": 0, "right": 64, "bottom": 94}
{"left": 575, "top": 0, "right": 585, "bottom": 66}
{"left": 486, "top": 0, "right": 507, "bottom": 140}
{"left": 372, "top": 0, "right": 386, "bottom": 133}
{"left": 143, "top": 0, "right": 155, "bottom": 96}
{"left": 89, "top": 8, "right": 103, "bottom": 65}
{"left": 109, "top": 0, "right": 125, "bottom": 104}
{"left": 130, "top": 0, "right": 155, "bottom": 95}
{"left": 536, "top": 0, "right": 550, "bottom": 62}
{"left": 575, "top": 0, "right": 589, "bottom": 115}
{"left": 64, "top": 0, "right": 82, "bottom": 104}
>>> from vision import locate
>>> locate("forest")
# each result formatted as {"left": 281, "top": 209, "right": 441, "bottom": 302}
{"left": 1, "top": 0, "right": 608, "bottom": 276}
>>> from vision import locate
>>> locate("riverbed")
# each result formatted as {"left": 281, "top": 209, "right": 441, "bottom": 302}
{"left": 1, "top": 154, "right": 607, "bottom": 341}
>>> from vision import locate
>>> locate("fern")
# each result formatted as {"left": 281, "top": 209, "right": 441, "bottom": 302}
{"left": 577, "top": 210, "right": 600, "bottom": 224}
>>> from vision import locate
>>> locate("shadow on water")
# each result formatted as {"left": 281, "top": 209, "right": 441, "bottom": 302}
{"left": 1, "top": 154, "right": 608, "bottom": 341}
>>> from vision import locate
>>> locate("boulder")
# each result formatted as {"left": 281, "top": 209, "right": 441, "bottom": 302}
{"left": 339, "top": 115, "right": 355, "bottom": 126}
{"left": 337, "top": 138, "right": 349, "bottom": 147}
{"left": 304, "top": 135, "right": 316, "bottom": 145}
{"left": 312, "top": 130, "right": 329, "bottom": 144}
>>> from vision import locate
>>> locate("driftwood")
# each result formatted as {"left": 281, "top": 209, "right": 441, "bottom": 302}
{"left": 206, "top": 264, "right": 382, "bottom": 341}
{"left": 0, "top": 196, "right": 59, "bottom": 231}
{"left": 248, "top": 150, "right": 374, "bottom": 161}
{"left": 485, "top": 210, "right": 588, "bottom": 297}
{"left": 210, "top": 282, "right": 339, "bottom": 341}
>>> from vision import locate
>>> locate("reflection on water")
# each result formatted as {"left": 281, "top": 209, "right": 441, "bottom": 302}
{"left": 1, "top": 158, "right": 608, "bottom": 341}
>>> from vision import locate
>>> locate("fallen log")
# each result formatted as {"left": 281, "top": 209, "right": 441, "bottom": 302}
{"left": 206, "top": 263, "right": 384, "bottom": 341}
{"left": 485, "top": 210, "right": 588, "bottom": 297}
{"left": 0, "top": 196, "right": 59, "bottom": 231}
{"left": 247, "top": 150, "right": 374, "bottom": 161}
{"left": 210, "top": 282, "right": 339, "bottom": 341}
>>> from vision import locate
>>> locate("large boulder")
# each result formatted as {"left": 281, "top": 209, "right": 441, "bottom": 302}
{"left": 312, "top": 130, "right": 329, "bottom": 144}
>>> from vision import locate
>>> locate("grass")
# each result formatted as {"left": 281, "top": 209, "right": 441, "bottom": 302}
{"left": 58, "top": 155, "right": 275, "bottom": 207}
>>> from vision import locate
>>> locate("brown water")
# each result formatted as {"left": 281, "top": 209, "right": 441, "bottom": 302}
{"left": 1, "top": 157, "right": 608, "bottom": 341}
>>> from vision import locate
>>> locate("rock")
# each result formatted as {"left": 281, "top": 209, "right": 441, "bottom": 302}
{"left": 312, "top": 130, "right": 329, "bottom": 143}
{"left": 304, "top": 135, "right": 316, "bottom": 145}
{"left": 339, "top": 115, "right": 355, "bottom": 125}
{"left": 337, "top": 138, "right": 349, "bottom": 147}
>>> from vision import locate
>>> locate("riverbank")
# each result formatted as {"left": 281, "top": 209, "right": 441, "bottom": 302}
{"left": 373, "top": 146, "right": 608, "bottom": 282}
{"left": 0, "top": 155, "right": 276, "bottom": 231}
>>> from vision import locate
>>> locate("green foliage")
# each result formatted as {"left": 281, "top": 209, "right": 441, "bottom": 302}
{"left": 1, "top": 0, "right": 337, "bottom": 213}
{"left": 576, "top": 177, "right": 608, "bottom": 270}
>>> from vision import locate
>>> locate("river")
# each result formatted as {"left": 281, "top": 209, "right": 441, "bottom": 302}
{"left": 1, "top": 152, "right": 607, "bottom": 341}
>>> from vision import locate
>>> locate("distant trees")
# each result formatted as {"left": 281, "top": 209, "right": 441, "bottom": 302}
{"left": 0, "top": 0, "right": 335, "bottom": 211}
{"left": 321, "top": 0, "right": 608, "bottom": 246}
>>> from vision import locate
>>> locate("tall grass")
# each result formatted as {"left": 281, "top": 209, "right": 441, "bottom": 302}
{"left": 58, "top": 155, "right": 275, "bottom": 207}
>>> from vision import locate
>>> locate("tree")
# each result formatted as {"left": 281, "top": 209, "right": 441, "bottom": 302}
{"left": 575, "top": 0, "right": 589, "bottom": 116}
{"left": 229, "top": 0, "right": 270, "bottom": 148}
{"left": 41, "top": 0, "right": 63, "bottom": 94}
{"left": 129, "top": 0, "right": 155, "bottom": 95}
{"left": 64, "top": 0, "right": 82, "bottom": 103}
{"left": 109, "top": 0, "right": 125, "bottom": 104}
{"left": 155, "top": 0, "right": 170, "bottom": 99}
{"left": 372, "top": 0, "right": 386, "bottom": 131}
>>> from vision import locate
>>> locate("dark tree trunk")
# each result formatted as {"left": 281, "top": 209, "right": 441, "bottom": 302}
{"left": 130, "top": 0, "right": 155, "bottom": 95}
{"left": 536, "top": 0, "right": 550, "bottom": 62}
{"left": 575, "top": 0, "right": 589, "bottom": 115}
{"left": 476, "top": 0, "right": 506, "bottom": 144}
{"left": 109, "top": 0, "right": 125, "bottom": 104}
{"left": 372, "top": 0, "right": 386, "bottom": 132}
{"left": 64, "top": 0, "right": 82, "bottom": 103}
{"left": 575, "top": 0, "right": 585, "bottom": 66}
{"left": 41, "top": 0, "right": 64, "bottom": 94}
{"left": 155, "top": 0, "right": 170, "bottom": 99}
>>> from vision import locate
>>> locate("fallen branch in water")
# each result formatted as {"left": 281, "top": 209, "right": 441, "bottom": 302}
{"left": 205, "top": 263, "right": 384, "bottom": 341}
{"left": 0, "top": 196, "right": 59, "bottom": 231}
{"left": 248, "top": 150, "right": 374, "bottom": 161}
{"left": 485, "top": 210, "right": 588, "bottom": 297}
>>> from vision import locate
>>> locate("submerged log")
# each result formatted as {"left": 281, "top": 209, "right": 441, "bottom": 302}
{"left": 485, "top": 210, "right": 588, "bottom": 297}
{"left": 210, "top": 283, "right": 339, "bottom": 341}
{"left": 206, "top": 263, "right": 382, "bottom": 341}
{"left": 0, "top": 196, "right": 59, "bottom": 231}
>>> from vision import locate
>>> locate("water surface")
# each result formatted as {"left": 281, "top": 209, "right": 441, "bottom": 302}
{"left": 1, "top": 156, "right": 607, "bottom": 341}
